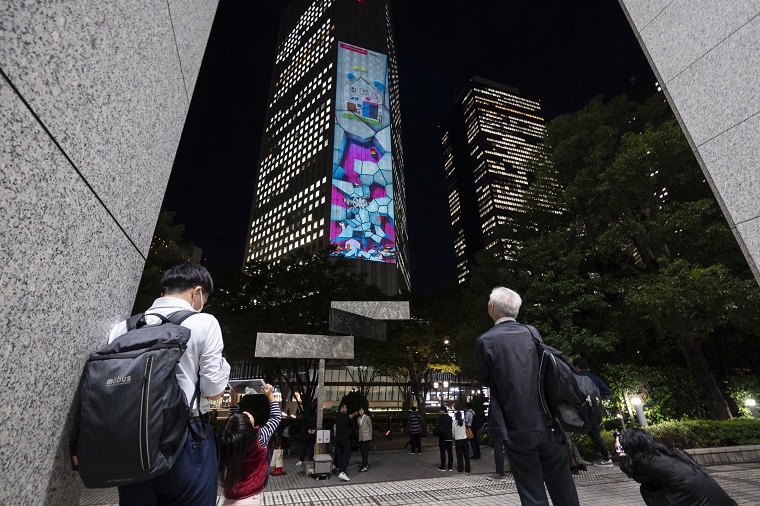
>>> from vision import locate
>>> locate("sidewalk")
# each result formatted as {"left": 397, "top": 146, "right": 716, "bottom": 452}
{"left": 80, "top": 446, "right": 760, "bottom": 505}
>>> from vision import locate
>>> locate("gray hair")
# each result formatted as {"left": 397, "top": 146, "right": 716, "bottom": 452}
{"left": 489, "top": 287, "right": 522, "bottom": 318}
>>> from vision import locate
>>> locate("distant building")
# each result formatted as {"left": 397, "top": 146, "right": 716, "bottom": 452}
{"left": 244, "top": 0, "right": 410, "bottom": 295}
{"left": 441, "top": 77, "right": 560, "bottom": 283}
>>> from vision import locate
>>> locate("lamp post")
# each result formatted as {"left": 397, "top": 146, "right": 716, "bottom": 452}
{"left": 631, "top": 396, "right": 648, "bottom": 427}
{"left": 746, "top": 399, "right": 760, "bottom": 419}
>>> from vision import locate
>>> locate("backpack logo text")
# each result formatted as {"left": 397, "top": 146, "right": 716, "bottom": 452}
{"left": 105, "top": 375, "right": 131, "bottom": 386}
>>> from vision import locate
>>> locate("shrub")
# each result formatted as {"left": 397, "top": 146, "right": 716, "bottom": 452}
{"left": 725, "top": 374, "right": 760, "bottom": 418}
{"left": 574, "top": 419, "right": 760, "bottom": 460}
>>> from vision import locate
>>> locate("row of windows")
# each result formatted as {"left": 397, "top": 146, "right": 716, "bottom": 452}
{"left": 276, "top": 0, "right": 333, "bottom": 65}
{"left": 274, "top": 22, "right": 333, "bottom": 103}
{"left": 257, "top": 101, "right": 331, "bottom": 204}
{"left": 267, "top": 67, "right": 332, "bottom": 134}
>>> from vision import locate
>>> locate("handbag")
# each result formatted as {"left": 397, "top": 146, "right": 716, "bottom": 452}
{"left": 466, "top": 426, "right": 474, "bottom": 439}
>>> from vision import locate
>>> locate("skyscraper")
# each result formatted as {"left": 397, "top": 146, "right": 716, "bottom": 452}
{"left": 441, "top": 77, "right": 559, "bottom": 283}
{"left": 244, "top": 0, "right": 409, "bottom": 295}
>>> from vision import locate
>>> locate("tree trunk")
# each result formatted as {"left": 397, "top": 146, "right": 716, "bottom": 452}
{"left": 672, "top": 332, "right": 732, "bottom": 420}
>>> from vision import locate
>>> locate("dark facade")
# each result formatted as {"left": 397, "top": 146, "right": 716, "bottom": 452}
{"left": 245, "top": 0, "right": 409, "bottom": 295}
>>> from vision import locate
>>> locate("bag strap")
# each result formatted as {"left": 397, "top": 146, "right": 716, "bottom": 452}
{"left": 126, "top": 310, "right": 196, "bottom": 331}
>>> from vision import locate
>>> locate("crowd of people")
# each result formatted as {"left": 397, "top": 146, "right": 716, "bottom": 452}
{"left": 99, "top": 265, "right": 737, "bottom": 506}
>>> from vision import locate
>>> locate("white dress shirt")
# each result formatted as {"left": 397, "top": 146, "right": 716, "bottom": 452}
{"left": 108, "top": 296, "right": 231, "bottom": 415}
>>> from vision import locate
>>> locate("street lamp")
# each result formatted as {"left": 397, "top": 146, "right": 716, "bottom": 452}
{"left": 631, "top": 396, "right": 648, "bottom": 427}
{"left": 746, "top": 399, "right": 760, "bottom": 419}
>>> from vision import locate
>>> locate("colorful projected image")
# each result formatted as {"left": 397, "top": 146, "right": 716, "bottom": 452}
{"left": 330, "top": 42, "right": 395, "bottom": 264}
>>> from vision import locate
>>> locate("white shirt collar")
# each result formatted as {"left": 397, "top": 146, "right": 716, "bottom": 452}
{"left": 148, "top": 296, "right": 196, "bottom": 312}
{"left": 494, "top": 316, "right": 516, "bottom": 325}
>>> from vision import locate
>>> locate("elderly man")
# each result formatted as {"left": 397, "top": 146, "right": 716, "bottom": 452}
{"left": 475, "top": 287, "right": 579, "bottom": 506}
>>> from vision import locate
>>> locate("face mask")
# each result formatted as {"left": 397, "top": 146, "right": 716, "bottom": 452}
{"left": 195, "top": 288, "right": 204, "bottom": 312}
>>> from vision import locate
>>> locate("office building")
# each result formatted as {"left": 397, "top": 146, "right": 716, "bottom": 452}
{"left": 244, "top": 0, "right": 410, "bottom": 295}
{"left": 441, "top": 77, "right": 559, "bottom": 283}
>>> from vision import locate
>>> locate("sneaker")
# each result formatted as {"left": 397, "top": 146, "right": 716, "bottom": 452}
{"left": 447, "top": 468, "right": 453, "bottom": 472}
{"left": 338, "top": 472, "right": 350, "bottom": 481}
{"left": 486, "top": 473, "right": 506, "bottom": 481}
{"left": 332, "top": 465, "right": 339, "bottom": 471}
{"left": 417, "top": 451, "right": 421, "bottom": 454}
{"left": 594, "top": 458, "right": 613, "bottom": 467}
{"left": 359, "top": 466, "right": 368, "bottom": 472}
{"left": 409, "top": 451, "right": 415, "bottom": 454}
{"left": 438, "top": 467, "right": 447, "bottom": 472}
{"left": 570, "top": 465, "right": 579, "bottom": 474}
{"left": 295, "top": 461, "right": 303, "bottom": 467}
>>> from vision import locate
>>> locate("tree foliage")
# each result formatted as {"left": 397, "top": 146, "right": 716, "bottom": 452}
{"left": 463, "top": 93, "right": 760, "bottom": 420}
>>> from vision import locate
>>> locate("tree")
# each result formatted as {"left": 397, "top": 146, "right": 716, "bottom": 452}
{"left": 489, "top": 93, "right": 760, "bottom": 419}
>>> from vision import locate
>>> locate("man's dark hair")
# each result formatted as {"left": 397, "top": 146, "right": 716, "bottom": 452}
{"left": 572, "top": 357, "right": 589, "bottom": 370}
{"left": 466, "top": 402, "right": 473, "bottom": 409}
{"left": 410, "top": 406, "right": 418, "bottom": 412}
{"left": 161, "top": 263, "right": 214, "bottom": 295}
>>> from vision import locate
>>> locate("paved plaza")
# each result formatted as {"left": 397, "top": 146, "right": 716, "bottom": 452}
{"left": 79, "top": 446, "right": 760, "bottom": 505}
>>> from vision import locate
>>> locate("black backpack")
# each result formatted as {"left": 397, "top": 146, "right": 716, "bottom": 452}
{"left": 74, "top": 311, "right": 198, "bottom": 488}
{"left": 523, "top": 325, "right": 604, "bottom": 434}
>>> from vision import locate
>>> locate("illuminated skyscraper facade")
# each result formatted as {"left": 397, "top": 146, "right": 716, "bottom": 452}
{"left": 442, "top": 77, "right": 556, "bottom": 283}
{"left": 245, "top": 0, "right": 410, "bottom": 294}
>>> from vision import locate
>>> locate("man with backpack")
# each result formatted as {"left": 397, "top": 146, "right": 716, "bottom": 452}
{"left": 464, "top": 402, "right": 481, "bottom": 459}
{"left": 107, "top": 264, "right": 231, "bottom": 505}
{"left": 572, "top": 357, "right": 614, "bottom": 467}
{"left": 475, "top": 287, "right": 579, "bottom": 506}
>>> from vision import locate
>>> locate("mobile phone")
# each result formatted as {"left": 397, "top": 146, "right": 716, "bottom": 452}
{"left": 615, "top": 443, "right": 624, "bottom": 453}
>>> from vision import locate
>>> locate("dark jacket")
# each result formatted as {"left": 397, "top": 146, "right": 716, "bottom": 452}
{"left": 620, "top": 453, "right": 737, "bottom": 506}
{"left": 334, "top": 412, "right": 353, "bottom": 442}
{"left": 475, "top": 320, "right": 554, "bottom": 446}
{"left": 435, "top": 413, "right": 453, "bottom": 441}
{"left": 578, "top": 370, "right": 612, "bottom": 399}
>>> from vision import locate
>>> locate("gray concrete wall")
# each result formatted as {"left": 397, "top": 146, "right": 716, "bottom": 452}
{"left": 617, "top": 1, "right": 760, "bottom": 283}
{"left": 0, "top": 1, "right": 218, "bottom": 503}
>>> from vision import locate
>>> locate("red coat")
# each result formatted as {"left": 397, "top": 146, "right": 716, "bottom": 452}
{"left": 224, "top": 435, "right": 269, "bottom": 500}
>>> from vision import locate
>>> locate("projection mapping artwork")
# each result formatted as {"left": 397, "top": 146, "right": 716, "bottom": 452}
{"left": 330, "top": 42, "right": 396, "bottom": 264}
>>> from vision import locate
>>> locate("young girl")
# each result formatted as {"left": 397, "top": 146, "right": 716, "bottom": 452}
{"left": 452, "top": 410, "right": 471, "bottom": 473}
{"left": 617, "top": 428, "right": 737, "bottom": 506}
{"left": 218, "top": 384, "right": 281, "bottom": 506}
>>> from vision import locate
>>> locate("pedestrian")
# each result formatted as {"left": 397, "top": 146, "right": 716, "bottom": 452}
{"left": 434, "top": 406, "right": 453, "bottom": 471}
{"left": 217, "top": 384, "right": 281, "bottom": 505}
{"left": 464, "top": 402, "right": 481, "bottom": 460}
{"left": 357, "top": 407, "right": 373, "bottom": 472}
{"left": 572, "top": 357, "right": 614, "bottom": 467}
{"left": 296, "top": 402, "right": 317, "bottom": 467}
{"left": 333, "top": 403, "right": 358, "bottom": 481}
{"left": 108, "top": 263, "right": 231, "bottom": 505}
{"left": 453, "top": 411, "right": 471, "bottom": 473}
{"left": 407, "top": 406, "right": 424, "bottom": 454}
{"left": 475, "top": 287, "right": 580, "bottom": 506}
{"left": 618, "top": 429, "right": 737, "bottom": 506}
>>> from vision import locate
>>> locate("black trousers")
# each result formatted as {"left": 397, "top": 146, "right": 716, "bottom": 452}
{"left": 359, "top": 440, "right": 370, "bottom": 468}
{"left": 335, "top": 439, "right": 351, "bottom": 473}
{"left": 469, "top": 432, "right": 481, "bottom": 458}
{"left": 587, "top": 424, "right": 610, "bottom": 460}
{"left": 299, "top": 432, "right": 316, "bottom": 462}
{"left": 438, "top": 438, "right": 453, "bottom": 469}
{"left": 504, "top": 439, "right": 580, "bottom": 506}
{"left": 409, "top": 432, "right": 422, "bottom": 453}
{"left": 455, "top": 439, "right": 471, "bottom": 472}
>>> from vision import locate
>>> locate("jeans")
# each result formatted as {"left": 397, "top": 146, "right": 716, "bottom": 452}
{"left": 359, "top": 440, "right": 370, "bottom": 468}
{"left": 299, "top": 432, "right": 315, "bottom": 462}
{"left": 455, "top": 439, "right": 471, "bottom": 472}
{"left": 335, "top": 439, "right": 351, "bottom": 473}
{"left": 118, "top": 420, "right": 218, "bottom": 506}
{"left": 587, "top": 424, "right": 610, "bottom": 460}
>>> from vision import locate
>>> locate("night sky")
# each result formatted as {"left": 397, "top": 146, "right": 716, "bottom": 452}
{"left": 163, "top": 0, "right": 653, "bottom": 294}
